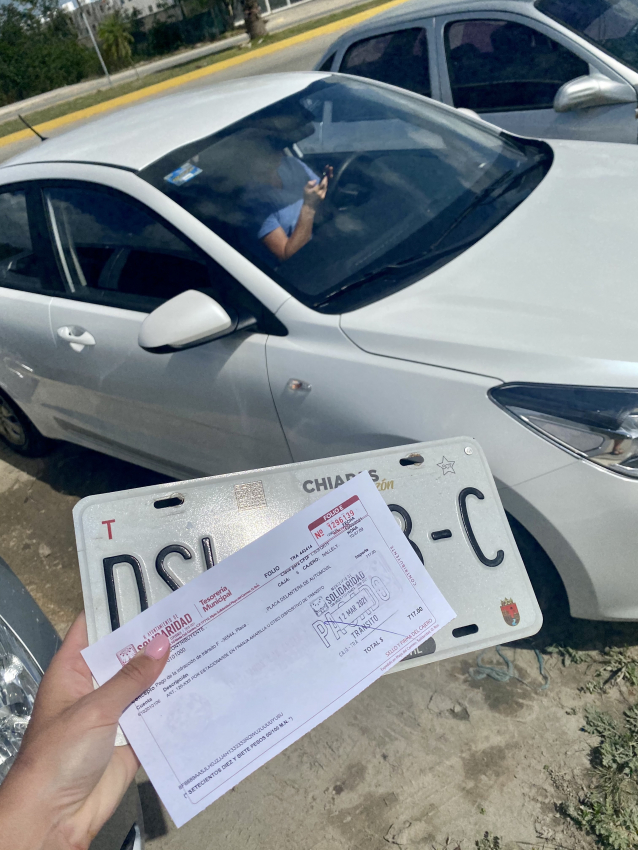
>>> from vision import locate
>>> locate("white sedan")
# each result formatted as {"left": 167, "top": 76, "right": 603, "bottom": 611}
{"left": 1, "top": 72, "right": 637, "bottom": 622}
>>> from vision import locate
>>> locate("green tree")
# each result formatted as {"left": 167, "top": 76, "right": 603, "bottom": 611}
{"left": 98, "top": 10, "right": 133, "bottom": 70}
{"left": 0, "top": 0, "right": 98, "bottom": 106}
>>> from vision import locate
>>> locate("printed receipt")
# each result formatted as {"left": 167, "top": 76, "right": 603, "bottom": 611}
{"left": 82, "top": 473, "right": 455, "bottom": 827}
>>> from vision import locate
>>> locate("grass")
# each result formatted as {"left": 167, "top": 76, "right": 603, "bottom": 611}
{"left": 545, "top": 644, "right": 592, "bottom": 667}
{"left": 584, "top": 648, "right": 638, "bottom": 695}
{"left": 430, "top": 835, "right": 502, "bottom": 850}
{"left": 0, "top": 0, "right": 392, "bottom": 139}
{"left": 475, "top": 833, "right": 502, "bottom": 850}
{"left": 562, "top": 704, "right": 638, "bottom": 850}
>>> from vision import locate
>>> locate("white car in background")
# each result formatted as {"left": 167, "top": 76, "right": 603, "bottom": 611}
{"left": 1, "top": 72, "right": 638, "bottom": 624}
{"left": 316, "top": 0, "right": 638, "bottom": 143}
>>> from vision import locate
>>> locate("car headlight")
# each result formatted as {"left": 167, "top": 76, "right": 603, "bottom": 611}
{"left": 490, "top": 383, "right": 638, "bottom": 478}
{"left": 0, "top": 616, "right": 41, "bottom": 784}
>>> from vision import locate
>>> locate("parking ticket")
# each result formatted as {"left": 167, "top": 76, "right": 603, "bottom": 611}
{"left": 81, "top": 473, "right": 455, "bottom": 827}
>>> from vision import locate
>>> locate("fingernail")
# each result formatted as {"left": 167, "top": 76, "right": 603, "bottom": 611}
{"left": 144, "top": 634, "right": 170, "bottom": 659}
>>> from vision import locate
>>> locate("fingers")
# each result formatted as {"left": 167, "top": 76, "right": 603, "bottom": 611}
{"left": 83, "top": 635, "right": 171, "bottom": 726}
{"left": 62, "top": 612, "right": 89, "bottom": 654}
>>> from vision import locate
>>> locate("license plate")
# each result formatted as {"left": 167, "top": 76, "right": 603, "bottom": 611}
{"left": 74, "top": 437, "right": 542, "bottom": 673}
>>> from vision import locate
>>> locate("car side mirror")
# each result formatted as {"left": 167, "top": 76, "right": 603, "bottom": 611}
{"left": 138, "top": 290, "right": 235, "bottom": 353}
{"left": 554, "top": 74, "right": 636, "bottom": 113}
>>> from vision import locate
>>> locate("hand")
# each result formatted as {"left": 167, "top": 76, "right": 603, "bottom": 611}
{"left": 303, "top": 166, "right": 333, "bottom": 210}
{"left": 0, "top": 613, "right": 170, "bottom": 850}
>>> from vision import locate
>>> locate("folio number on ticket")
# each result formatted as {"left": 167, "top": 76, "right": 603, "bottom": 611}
{"left": 308, "top": 495, "right": 368, "bottom": 544}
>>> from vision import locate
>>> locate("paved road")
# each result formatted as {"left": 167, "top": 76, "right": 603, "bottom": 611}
{"left": 0, "top": 33, "right": 336, "bottom": 164}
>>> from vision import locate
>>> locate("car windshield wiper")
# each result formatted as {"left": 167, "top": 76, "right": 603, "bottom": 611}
{"left": 428, "top": 162, "right": 542, "bottom": 254}
{"left": 317, "top": 162, "right": 541, "bottom": 309}
{"left": 316, "top": 236, "right": 480, "bottom": 307}
{"left": 426, "top": 168, "right": 517, "bottom": 254}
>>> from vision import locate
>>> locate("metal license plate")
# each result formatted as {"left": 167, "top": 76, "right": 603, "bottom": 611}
{"left": 74, "top": 437, "right": 542, "bottom": 674}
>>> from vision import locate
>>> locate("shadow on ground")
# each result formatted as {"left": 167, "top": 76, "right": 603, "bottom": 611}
{"left": 137, "top": 780, "right": 169, "bottom": 840}
{"left": 0, "top": 439, "right": 172, "bottom": 498}
{"left": 0, "top": 439, "right": 173, "bottom": 633}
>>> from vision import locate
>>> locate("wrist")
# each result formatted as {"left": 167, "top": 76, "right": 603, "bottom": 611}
{"left": 301, "top": 201, "right": 318, "bottom": 214}
{"left": 0, "top": 765, "right": 58, "bottom": 850}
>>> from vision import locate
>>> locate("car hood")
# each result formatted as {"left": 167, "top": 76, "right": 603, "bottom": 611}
{"left": 340, "top": 140, "right": 638, "bottom": 388}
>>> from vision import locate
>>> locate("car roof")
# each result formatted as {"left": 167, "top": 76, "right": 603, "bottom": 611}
{"left": 2, "top": 73, "right": 328, "bottom": 173}
{"left": 332, "top": 0, "right": 535, "bottom": 36}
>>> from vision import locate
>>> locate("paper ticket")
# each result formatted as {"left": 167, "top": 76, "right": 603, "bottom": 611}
{"left": 82, "top": 472, "right": 455, "bottom": 827}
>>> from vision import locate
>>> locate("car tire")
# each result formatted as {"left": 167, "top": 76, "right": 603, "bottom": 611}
{"left": 0, "top": 390, "right": 53, "bottom": 457}
{"left": 507, "top": 512, "right": 571, "bottom": 645}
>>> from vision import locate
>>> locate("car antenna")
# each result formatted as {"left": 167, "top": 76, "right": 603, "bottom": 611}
{"left": 17, "top": 114, "right": 47, "bottom": 142}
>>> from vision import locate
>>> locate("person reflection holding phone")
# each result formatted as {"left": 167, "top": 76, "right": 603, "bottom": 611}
{"left": 243, "top": 136, "right": 332, "bottom": 263}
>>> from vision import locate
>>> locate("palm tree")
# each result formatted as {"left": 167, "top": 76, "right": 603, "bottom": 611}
{"left": 242, "top": 0, "right": 266, "bottom": 40}
{"left": 98, "top": 11, "right": 133, "bottom": 69}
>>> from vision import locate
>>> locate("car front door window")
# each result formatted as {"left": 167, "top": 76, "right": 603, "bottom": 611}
{"left": 43, "top": 186, "right": 220, "bottom": 312}
{"left": 444, "top": 18, "right": 589, "bottom": 111}
{"left": 340, "top": 28, "right": 431, "bottom": 97}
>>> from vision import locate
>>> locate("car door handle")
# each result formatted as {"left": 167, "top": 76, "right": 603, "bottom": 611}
{"left": 57, "top": 326, "right": 96, "bottom": 352}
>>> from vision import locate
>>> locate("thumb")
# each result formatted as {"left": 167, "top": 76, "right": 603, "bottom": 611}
{"left": 84, "top": 634, "right": 171, "bottom": 725}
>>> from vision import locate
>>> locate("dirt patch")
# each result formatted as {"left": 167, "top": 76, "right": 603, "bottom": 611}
{"left": 2, "top": 440, "right": 638, "bottom": 850}
{"left": 465, "top": 671, "right": 535, "bottom": 717}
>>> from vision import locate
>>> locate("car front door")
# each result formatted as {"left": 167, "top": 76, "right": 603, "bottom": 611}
{"left": 435, "top": 12, "right": 637, "bottom": 143}
{"left": 37, "top": 180, "right": 292, "bottom": 479}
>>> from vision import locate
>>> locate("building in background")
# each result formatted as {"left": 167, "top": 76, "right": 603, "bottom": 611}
{"left": 62, "top": 0, "right": 179, "bottom": 40}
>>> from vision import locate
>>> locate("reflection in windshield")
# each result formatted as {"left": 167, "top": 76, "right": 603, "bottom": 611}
{"left": 142, "top": 77, "right": 551, "bottom": 313}
{"left": 537, "top": 0, "right": 638, "bottom": 71}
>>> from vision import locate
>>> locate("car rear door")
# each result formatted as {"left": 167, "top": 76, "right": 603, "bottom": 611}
{"left": 0, "top": 183, "right": 68, "bottom": 442}
{"left": 334, "top": 19, "right": 440, "bottom": 101}
{"left": 37, "top": 179, "right": 292, "bottom": 479}
{"left": 434, "top": 11, "right": 637, "bottom": 143}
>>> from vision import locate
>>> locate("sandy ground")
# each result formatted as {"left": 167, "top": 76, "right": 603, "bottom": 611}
{"left": 4, "top": 437, "right": 638, "bottom": 850}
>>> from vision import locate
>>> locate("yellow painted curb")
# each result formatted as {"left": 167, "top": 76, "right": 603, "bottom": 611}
{"left": 0, "top": 0, "right": 408, "bottom": 149}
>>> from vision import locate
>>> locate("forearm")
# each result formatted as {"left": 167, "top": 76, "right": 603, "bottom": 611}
{"left": 283, "top": 204, "right": 316, "bottom": 260}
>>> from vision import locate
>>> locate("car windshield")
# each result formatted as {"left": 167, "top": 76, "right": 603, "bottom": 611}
{"left": 142, "top": 76, "right": 551, "bottom": 313}
{"left": 537, "top": 0, "right": 638, "bottom": 71}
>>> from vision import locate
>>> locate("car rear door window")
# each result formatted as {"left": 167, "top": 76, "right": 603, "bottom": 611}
{"left": 43, "top": 185, "right": 227, "bottom": 311}
{"left": 340, "top": 28, "right": 431, "bottom": 97}
{"left": 0, "top": 189, "right": 61, "bottom": 295}
{"left": 318, "top": 51, "right": 337, "bottom": 71}
{"left": 444, "top": 19, "right": 589, "bottom": 111}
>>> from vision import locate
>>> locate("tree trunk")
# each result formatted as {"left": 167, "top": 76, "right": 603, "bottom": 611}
{"left": 242, "top": 0, "right": 266, "bottom": 39}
